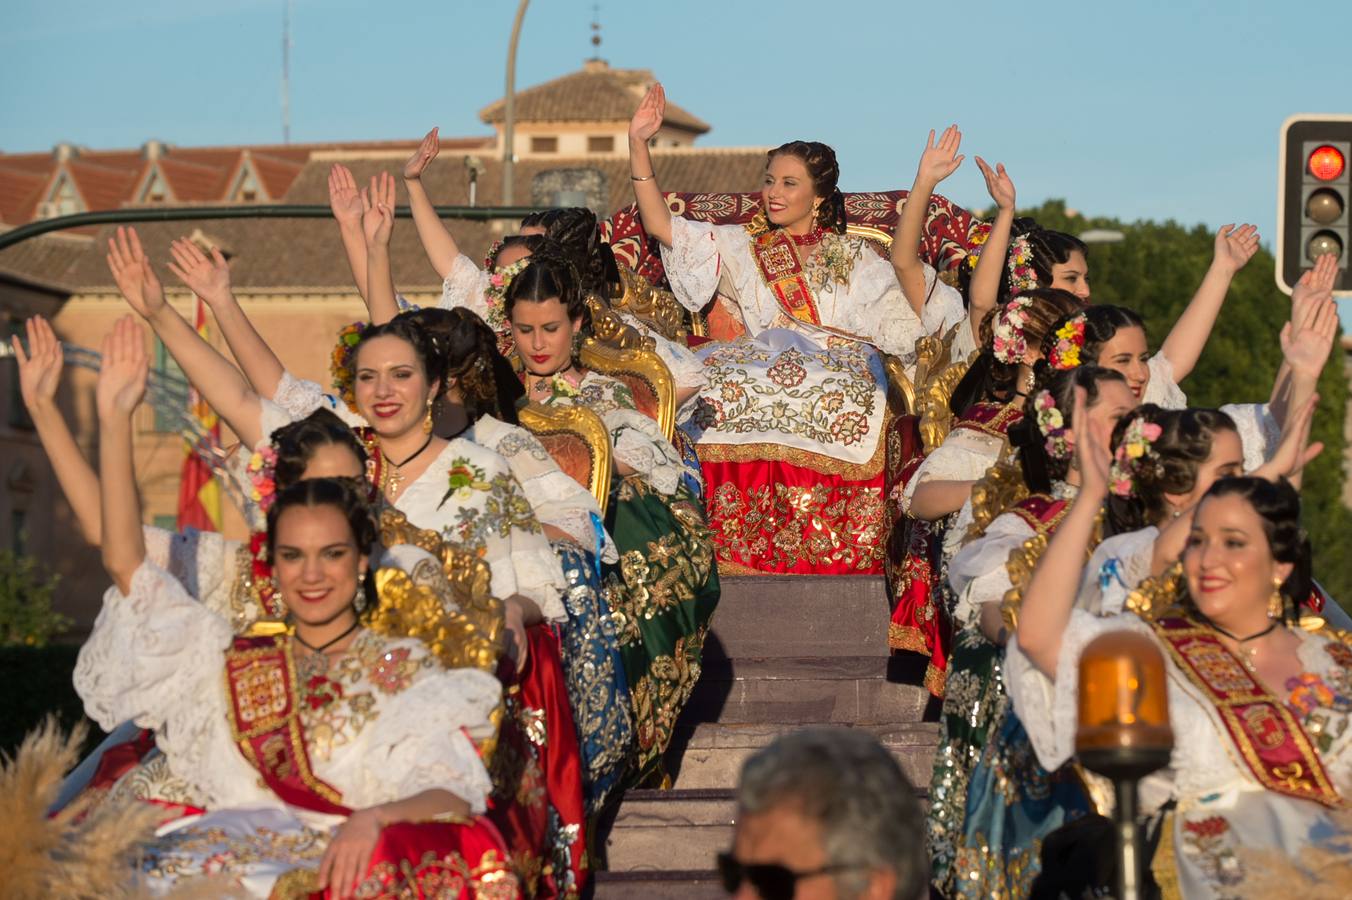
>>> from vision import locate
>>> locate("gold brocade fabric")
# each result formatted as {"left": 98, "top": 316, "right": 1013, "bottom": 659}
{"left": 709, "top": 481, "right": 887, "bottom": 573}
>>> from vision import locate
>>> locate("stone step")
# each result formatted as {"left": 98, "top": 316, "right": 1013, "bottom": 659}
{"left": 602, "top": 788, "right": 737, "bottom": 874}
{"left": 592, "top": 870, "right": 724, "bottom": 899}
{"left": 666, "top": 721, "right": 941, "bottom": 792}
{"left": 709, "top": 575, "right": 891, "bottom": 659}
{"left": 680, "top": 656, "right": 931, "bottom": 726}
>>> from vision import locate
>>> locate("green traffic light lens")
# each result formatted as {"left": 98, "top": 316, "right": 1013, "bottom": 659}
{"left": 1306, "top": 188, "right": 1344, "bottom": 225}
{"left": 1306, "top": 230, "right": 1344, "bottom": 262}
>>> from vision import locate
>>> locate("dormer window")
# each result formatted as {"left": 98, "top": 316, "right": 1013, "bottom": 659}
{"left": 45, "top": 174, "right": 83, "bottom": 217}
{"left": 229, "top": 162, "right": 263, "bottom": 202}
{"left": 140, "top": 170, "right": 170, "bottom": 203}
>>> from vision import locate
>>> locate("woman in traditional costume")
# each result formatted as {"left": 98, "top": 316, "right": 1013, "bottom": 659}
{"left": 627, "top": 85, "right": 966, "bottom": 576}
{"left": 1011, "top": 412, "right": 1352, "bottom": 898}
{"left": 926, "top": 366, "right": 1137, "bottom": 898}
{"left": 75, "top": 317, "right": 513, "bottom": 899}
{"left": 504, "top": 243, "right": 720, "bottom": 782}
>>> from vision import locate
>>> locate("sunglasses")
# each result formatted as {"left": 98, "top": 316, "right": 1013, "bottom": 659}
{"left": 716, "top": 851, "right": 857, "bottom": 899}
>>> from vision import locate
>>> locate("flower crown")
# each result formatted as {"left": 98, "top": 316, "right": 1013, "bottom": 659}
{"left": 483, "top": 256, "right": 533, "bottom": 335}
{"left": 1033, "top": 389, "right": 1074, "bottom": 460}
{"left": 245, "top": 445, "right": 279, "bottom": 513}
{"left": 1048, "top": 313, "right": 1087, "bottom": 371}
{"left": 330, "top": 320, "right": 368, "bottom": 412}
{"left": 1109, "top": 415, "right": 1164, "bottom": 497}
{"left": 992, "top": 295, "right": 1036, "bottom": 364}
{"left": 964, "top": 226, "right": 1040, "bottom": 297}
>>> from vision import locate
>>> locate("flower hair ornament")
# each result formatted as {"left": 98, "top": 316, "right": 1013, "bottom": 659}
{"left": 330, "top": 320, "right": 368, "bottom": 412}
{"left": 483, "top": 256, "right": 533, "bottom": 336}
{"left": 1048, "top": 313, "right": 1087, "bottom": 371}
{"left": 245, "top": 444, "right": 279, "bottom": 513}
{"left": 964, "top": 225, "right": 1040, "bottom": 296}
{"left": 1033, "top": 389, "right": 1074, "bottom": 460}
{"left": 1109, "top": 414, "right": 1164, "bottom": 497}
{"left": 992, "top": 295, "right": 1036, "bottom": 364}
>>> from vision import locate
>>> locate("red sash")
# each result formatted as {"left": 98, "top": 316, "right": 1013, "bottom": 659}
{"left": 223, "top": 633, "right": 351, "bottom": 816}
{"left": 749, "top": 227, "right": 822, "bottom": 326}
{"left": 953, "top": 401, "right": 1024, "bottom": 439}
{"left": 1150, "top": 615, "right": 1341, "bottom": 808}
{"left": 1008, "top": 493, "right": 1069, "bottom": 533}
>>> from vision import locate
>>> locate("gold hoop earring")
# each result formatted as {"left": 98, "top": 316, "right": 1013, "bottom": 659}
{"left": 422, "top": 396, "right": 434, "bottom": 435}
{"left": 1267, "top": 576, "right": 1284, "bottom": 620}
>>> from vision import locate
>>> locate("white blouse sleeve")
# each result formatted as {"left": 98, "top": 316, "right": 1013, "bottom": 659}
{"left": 266, "top": 370, "right": 367, "bottom": 431}
{"left": 351, "top": 664, "right": 501, "bottom": 814}
{"left": 1005, "top": 609, "right": 1154, "bottom": 770}
{"left": 946, "top": 512, "right": 1033, "bottom": 629}
{"left": 1220, "top": 402, "right": 1281, "bottom": 472}
{"left": 437, "top": 253, "right": 493, "bottom": 319}
{"left": 72, "top": 562, "right": 235, "bottom": 775}
{"left": 140, "top": 525, "right": 241, "bottom": 621}
{"left": 1079, "top": 527, "right": 1160, "bottom": 616}
{"left": 900, "top": 429, "right": 1003, "bottom": 517}
{"left": 660, "top": 216, "right": 724, "bottom": 313}
{"left": 1144, "top": 354, "right": 1188, "bottom": 409}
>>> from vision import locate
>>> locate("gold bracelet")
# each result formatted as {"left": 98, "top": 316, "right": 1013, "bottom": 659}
{"left": 630, "top": 173, "right": 654, "bottom": 182}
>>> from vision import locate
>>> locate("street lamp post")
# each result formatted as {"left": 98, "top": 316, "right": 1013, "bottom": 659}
{"left": 502, "top": 0, "right": 530, "bottom": 206}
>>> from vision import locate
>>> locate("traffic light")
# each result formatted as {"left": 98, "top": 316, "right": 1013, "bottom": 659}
{"left": 1276, "top": 115, "right": 1352, "bottom": 295}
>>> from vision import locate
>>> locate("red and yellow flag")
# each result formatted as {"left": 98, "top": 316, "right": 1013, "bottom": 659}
{"left": 175, "top": 297, "right": 223, "bottom": 532}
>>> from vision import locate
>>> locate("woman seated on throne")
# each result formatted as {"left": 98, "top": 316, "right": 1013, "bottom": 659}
{"left": 75, "top": 318, "right": 515, "bottom": 899}
{"left": 625, "top": 85, "right": 969, "bottom": 575}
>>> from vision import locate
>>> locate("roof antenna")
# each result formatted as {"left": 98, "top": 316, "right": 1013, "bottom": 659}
{"left": 281, "top": 0, "right": 293, "bottom": 144}
{"left": 589, "top": 3, "right": 602, "bottom": 60}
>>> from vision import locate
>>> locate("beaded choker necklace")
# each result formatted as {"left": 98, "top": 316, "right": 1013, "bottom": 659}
{"left": 790, "top": 227, "right": 826, "bottom": 247}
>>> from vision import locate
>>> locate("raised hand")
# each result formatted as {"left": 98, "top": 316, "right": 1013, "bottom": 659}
{"left": 914, "top": 126, "right": 964, "bottom": 188}
{"left": 1212, "top": 223, "right": 1260, "bottom": 275}
{"left": 629, "top": 83, "right": 666, "bottom": 143}
{"left": 166, "top": 237, "right": 232, "bottom": 307}
{"left": 1071, "top": 387, "right": 1111, "bottom": 499}
{"left": 328, "top": 164, "right": 364, "bottom": 227}
{"left": 106, "top": 226, "right": 167, "bottom": 318}
{"left": 1280, "top": 294, "right": 1339, "bottom": 381}
{"left": 12, "top": 315, "right": 64, "bottom": 411}
{"left": 95, "top": 315, "right": 149, "bottom": 419}
{"left": 363, "top": 191, "right": 394, "bottom": 248}
{"left": 403, "top": 128, "right": 439, "bottom": 180}
{"left": 974, "top": 156, "right": 1016, "bottom": 211}
{"left": 1254, "top": 393, "right": 1323, "bottom": 482}
{"left": 1291, "top": 252, "right": 1338, "bottom": 311}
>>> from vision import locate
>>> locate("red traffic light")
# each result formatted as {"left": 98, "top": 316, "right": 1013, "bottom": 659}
{"left": 1308, "top": 144, "right": 1346, "bottom": 181}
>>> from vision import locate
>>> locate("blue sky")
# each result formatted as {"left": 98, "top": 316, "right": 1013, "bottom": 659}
{"left": 2, "top": 0, "right": 1349, "bottom": 323}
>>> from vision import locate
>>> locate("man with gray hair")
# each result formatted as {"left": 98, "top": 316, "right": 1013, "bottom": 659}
{"left": 719, "top": 726, "right": 927, "bottom": 899}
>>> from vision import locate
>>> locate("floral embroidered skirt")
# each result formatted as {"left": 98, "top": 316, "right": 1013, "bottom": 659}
{"left": 552, "top": 541, "right": 635, "bottom": 814}
{"left": 927, "top": 626, "right": 1090, "bottom": 900}
{"left": 602, "top": 477, "right": 720, "bottom": 779}
{"left": 683, "top": 331, "right": 909, "bottom": 575}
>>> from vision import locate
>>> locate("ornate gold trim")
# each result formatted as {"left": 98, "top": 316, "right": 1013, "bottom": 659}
{"left": 579, "top": 336, "right": 678, "bottom": 441}
{"left": 519, "top": 401, "right": 613, "bottom": 516}
{"left": 846, "top": 222, "right": 894, "bottom": 249}
{"left": 696, "top": 408, "right": 892, "bottom": 480}
{"left": 912, "top": 322, "right": 978, "bottom": 454}
{"left": 881, "top": 353, "right": 915, "bottom": 416}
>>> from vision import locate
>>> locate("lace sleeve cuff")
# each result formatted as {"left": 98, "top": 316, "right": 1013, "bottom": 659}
{"left": 660, "top": 216, "right": 723, "bottom": 313}
{"left": 438, "top": 254, "right": 492, "bottom": 318}
{"left": 611, "top": 413, "right": 684, "bottom": 496}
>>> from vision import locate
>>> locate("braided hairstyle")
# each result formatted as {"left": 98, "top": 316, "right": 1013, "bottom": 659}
{"left": 265, "top": 476, "right": 379, "bottom": 618}
{"left": 1078, "top": 305, "right": 1148, "bottom": 364}
{"left": 270, "top": 408, "right": 368, "bottom": 491}
{"left": 488, "top": 234, "right": 543, "bottom": 269}
{"left": 527, "top": 207, "right": 621, "bottom": 297}
{"left": 1186, "top": 476, "right": 1313, "bottom": 625}
{"left": 504, "top": 238, "right": 591, "bottom": 330}
{"left": 956, "top": 219, "right": 1089, "bottom": 307}
{"left": 406, "top": 307, "right": 524, "bottom": 425}
{"left": 1105, "top": 405, "right": 1238, "bottom": 535}
{"left": 351, "top": 309, "right": 448, "bottom": 396}
{"left": 1008, "top": 364, "right": 1127, "bottom": 492}
{"left": 767, "top": 141, "right": 847, "bottom": 234}
{"left": 949, "top": 287, "right": 1085, "bottom": 416}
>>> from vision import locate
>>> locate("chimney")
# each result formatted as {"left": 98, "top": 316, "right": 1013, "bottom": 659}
{"left": 142, "top": 139, "right": 169, "bottom": 160}
{"left": 53, "top": 142, "right": 79, "bottom": 162}
{"left": 582, "top": 58, "right": 608, "bottom": 74}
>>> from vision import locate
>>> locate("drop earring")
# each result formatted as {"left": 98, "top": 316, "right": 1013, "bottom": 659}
{"left": 1267, "top": 576, "right": 1284, "bottom": 620}
{"left": 422, "top": 396, "right": 434, "bottom": 434}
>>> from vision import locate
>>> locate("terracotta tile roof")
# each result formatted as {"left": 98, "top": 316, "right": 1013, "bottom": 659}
{"left": 480, "top": 60, "right": 709, "bottom": 134}
{"left": 0, "top": 166, "right": 49, "bottom": 224}
{"left": 0, "top": 231, "right": 93, "bottom": 291}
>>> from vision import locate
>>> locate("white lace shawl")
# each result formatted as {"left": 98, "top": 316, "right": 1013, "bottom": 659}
{"left": 1142, "top": 356, "right": 1278, "bottom": 470}
{"left": 659, "top": 217, "right": 965, "bottom": 369}
{"left": 468, "top": 415, "right": 617, "bottom": 564}
{"left": 437, "top": 252, "right": 494, "bottom": 321}
{"left": 72, "top": 562, "right": 499, "bottom": 816}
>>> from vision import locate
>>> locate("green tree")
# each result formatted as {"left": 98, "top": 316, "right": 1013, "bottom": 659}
{"left": 1019, "top": 200, "right": 1350, "bottom": 605}
{"left": 0, "top": 548, "right": 70, "bottom": 647}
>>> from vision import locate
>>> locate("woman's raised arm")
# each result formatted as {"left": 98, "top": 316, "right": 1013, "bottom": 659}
{"left": 893, "top": 127, "right": 964, "bottom": 317}
{"left": 329, "top": 163, "right": 371, "bottom": 301}
{"left": 95, "top": 316, "right": 150, "bottom": 594}
{"left": 968, "top": 156, "right": 1017, "bottom": 331}
{"left": 106, "top": 227, "right": 263, "bottom": 447}
{"left": 404, "top": 128, "right": 460, "bottom": 278}
{"left": 628, "top": 83, "right": 673, "bottom": 248}
{"left": 1157, "top": 223, "right": 1259, "bottom": 381}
